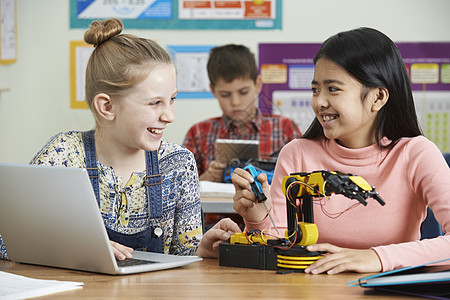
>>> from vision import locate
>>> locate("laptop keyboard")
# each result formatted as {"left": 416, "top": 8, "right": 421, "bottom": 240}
{"left": 116, "top": 258, "right": 158, "bottom": 267}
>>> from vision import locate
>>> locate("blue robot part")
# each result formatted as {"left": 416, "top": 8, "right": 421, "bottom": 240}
{"left": 223, "top": 163, "right": 274, "bottom": 184}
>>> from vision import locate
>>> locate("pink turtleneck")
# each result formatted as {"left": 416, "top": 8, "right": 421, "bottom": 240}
{"left": 245, "top": 136, "right": 450, "bottom": 271}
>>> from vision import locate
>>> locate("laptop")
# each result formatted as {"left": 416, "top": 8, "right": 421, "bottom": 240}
{"left": 215, "top": 139, "right": 259, "bottom": 164}
{"left": 0, "top": 163, "right": 202, "bottom": 275}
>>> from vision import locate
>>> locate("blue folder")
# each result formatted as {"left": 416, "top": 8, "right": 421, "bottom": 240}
{"left": 347, "top": 258, "right": 450, "bottom": 300}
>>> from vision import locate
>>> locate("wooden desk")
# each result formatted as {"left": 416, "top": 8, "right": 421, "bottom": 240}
{"left": 0, "top": 259, "right": 417, "bottom": 299}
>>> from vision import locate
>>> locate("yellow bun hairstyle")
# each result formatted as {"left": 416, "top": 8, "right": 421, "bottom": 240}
{"left": 84, "top": 18, "right": 124, "bottom": 47}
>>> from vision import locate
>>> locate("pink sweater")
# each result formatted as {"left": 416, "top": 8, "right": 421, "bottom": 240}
{"left": 245, "top": 136, "right": 450, "bottom": 271}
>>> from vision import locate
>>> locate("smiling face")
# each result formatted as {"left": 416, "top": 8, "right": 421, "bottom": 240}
{"left": 311, "top": 58, "right": 380, "bottom": 149}
{"left": 211, "top": 76, "right": 262, "bottom": 125}
{"left": 111, "top": 63, "right": 177, "bottom": 152}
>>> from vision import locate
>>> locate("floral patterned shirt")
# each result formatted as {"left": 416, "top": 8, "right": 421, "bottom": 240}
{"left": 0, "top": 131, "right": 202, "bottom": 259}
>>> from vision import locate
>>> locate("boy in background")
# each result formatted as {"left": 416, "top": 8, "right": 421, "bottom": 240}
{"left": 183, "top": 44, "right": 301, "bottom": 182}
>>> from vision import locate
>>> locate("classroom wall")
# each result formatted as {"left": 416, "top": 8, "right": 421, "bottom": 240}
{"left": 0, "top": 0, "right": 449, "bottom": 164}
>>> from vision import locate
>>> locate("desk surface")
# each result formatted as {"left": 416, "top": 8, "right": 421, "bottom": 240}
{"left": 0, "top": 259, "right": 417, "bottom": 299}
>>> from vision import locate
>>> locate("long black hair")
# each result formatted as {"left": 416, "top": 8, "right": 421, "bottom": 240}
{"left": 303, "top": 27, "right": 422, "bottom": 148}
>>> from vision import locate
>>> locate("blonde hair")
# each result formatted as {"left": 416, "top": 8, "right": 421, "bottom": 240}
{"left": 83, "top": 18, "right": 173, "bottom": 118}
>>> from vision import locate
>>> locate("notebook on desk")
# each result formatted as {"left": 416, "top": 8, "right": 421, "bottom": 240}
{"left": 0, "top": 163, "right": 202, "bottom": 275}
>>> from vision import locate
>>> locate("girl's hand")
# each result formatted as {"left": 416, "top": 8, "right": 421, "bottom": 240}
{"left": 110, "top": 240, "right": 133, "bottom": 260}
{"left": 196, "top": 218, "right": 241, "bottom": 258}
{"left": 304, "top": 243, "right": 382, "bottom": 274}
{"left": 231, "top": 168, "right": 271, "bottom": 223}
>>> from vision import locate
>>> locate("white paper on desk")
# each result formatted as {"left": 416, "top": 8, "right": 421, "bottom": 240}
{"left": 200, "top": 181, "right": 235, "bottom": 198}
{"left": 0, "top": 271, "right": 83, "bottom": 300}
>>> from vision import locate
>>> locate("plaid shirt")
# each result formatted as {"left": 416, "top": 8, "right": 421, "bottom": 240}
{"left": 183, "top": 111, "right": 302, "bottom": 176}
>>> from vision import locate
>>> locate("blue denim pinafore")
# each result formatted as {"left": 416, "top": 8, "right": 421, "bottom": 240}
{"left": 82, "top": 130, "right": 164, "bottom": 253}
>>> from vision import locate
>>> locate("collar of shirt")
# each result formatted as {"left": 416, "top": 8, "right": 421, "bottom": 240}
{"left": 222, "top": 110, "right": 262, "bottom": 134}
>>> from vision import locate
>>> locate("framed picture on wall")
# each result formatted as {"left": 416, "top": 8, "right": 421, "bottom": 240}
{"left": 167, "top": 45, "right": 215, "bottom": 99}
{"left": 0, "top": 0, "right": 16, "bottom": 64}
{"left": 70, "top": 41, "right": 94, "bottom": 109}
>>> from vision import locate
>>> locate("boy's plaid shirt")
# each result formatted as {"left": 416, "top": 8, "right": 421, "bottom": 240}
{"left": 183, "top": 112, "right": 302, "bottom": 176}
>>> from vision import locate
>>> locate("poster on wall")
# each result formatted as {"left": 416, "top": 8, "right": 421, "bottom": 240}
{"left": 0, "top": 0, "right": 16, "bottom": 64}
{"left": 258, "top": 43, "right": 450, "bottom": 152}
{"left": 70, "top": 0, "right": 282, "bottom": 30}
{"left": 70, "top": 41, "right": 94, "bottom": 109}
{"left": 168, "top": 45, "right": 215, "bottom": 99}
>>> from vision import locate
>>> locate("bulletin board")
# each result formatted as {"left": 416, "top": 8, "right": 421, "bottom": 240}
{"left": 0, "top": 0, "right": 16, "bottom": 64}
{"left": 70, "top": 0, "right": 282, "bottom": 30}
{"left": 258, "top": 43, "right": 320, "bottom": 134}
{"left": 258, "top": 42, "right": 450, "bottom": 152}
{"left": 70, "top": 41, "right": 94, "bottom": 109}
{"left": 398, "top": 43, "right": 450, "bottom": 152}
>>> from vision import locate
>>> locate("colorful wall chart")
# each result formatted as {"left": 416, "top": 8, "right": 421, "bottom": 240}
{"left": 70, "top": 0, "right": 282, "bottom": 30}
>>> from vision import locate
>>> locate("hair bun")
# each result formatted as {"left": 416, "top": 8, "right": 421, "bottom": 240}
{"left": 84, "top": 18, "right": 124, "bottom": 47}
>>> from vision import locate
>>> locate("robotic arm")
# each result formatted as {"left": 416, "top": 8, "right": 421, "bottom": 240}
{"left": 282, "top": 171, "right": 385, "bottom": 245}
{"left": 282, "top": 171, "right": 385, "bottom": 206}
{"left": 220, "top": 169, "right": 385, "bottom": 271}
